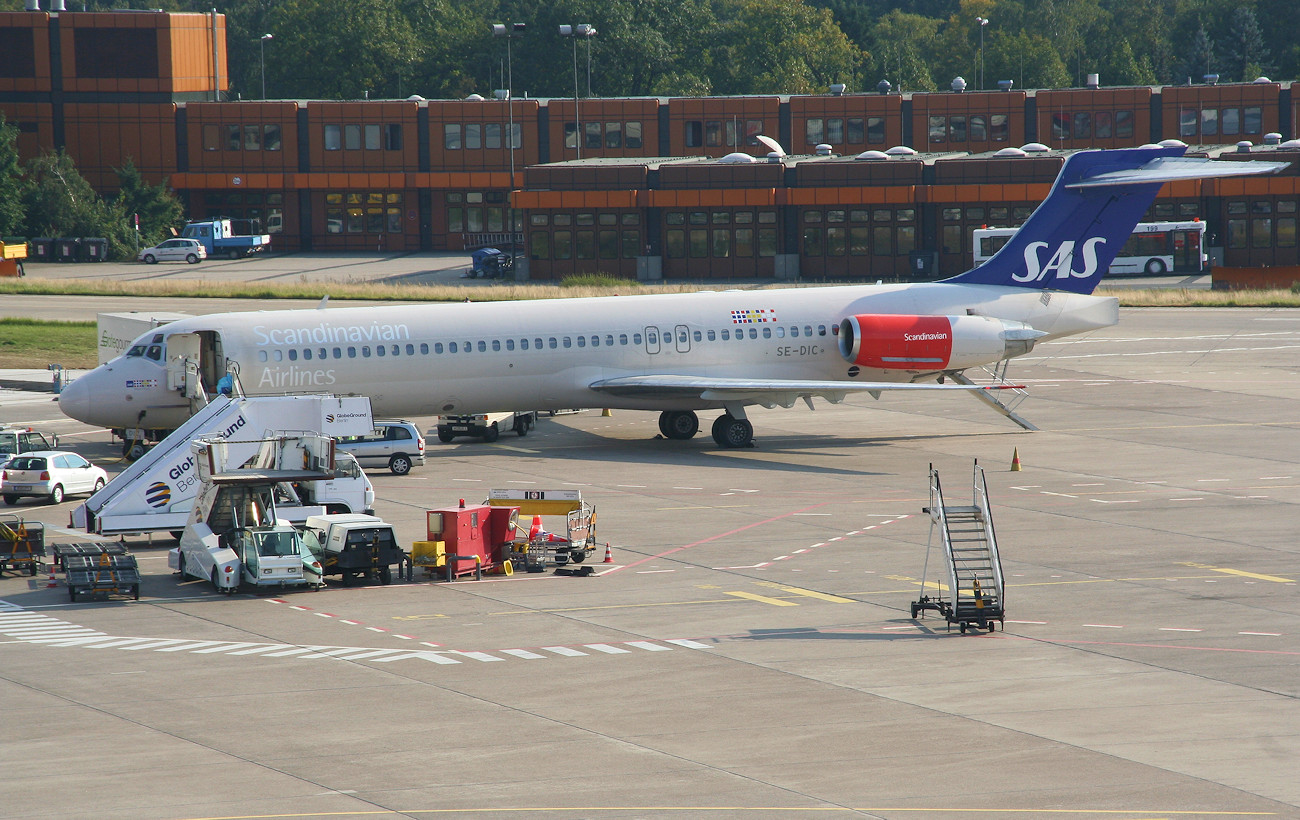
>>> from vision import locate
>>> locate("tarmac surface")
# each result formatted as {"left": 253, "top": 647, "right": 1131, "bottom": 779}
{"left": 0, "top": 287, "right": 1296, "bottom": 819}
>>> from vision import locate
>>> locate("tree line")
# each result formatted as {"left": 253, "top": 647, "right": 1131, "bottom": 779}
{"left": 16, "top": 0, "right": 1286, "bottom": 100}
{"left": 0, "top": 116, "right": 183, "bottom": 258}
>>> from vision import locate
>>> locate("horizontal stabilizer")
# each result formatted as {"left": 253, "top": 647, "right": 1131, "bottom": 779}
{"left": 1066, "top": 155, "right": 1289, "bottom": 188}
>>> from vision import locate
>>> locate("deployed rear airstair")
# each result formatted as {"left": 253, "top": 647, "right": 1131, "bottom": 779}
{"left": 911, "top": 461, "right": 1005, "bottom": 633}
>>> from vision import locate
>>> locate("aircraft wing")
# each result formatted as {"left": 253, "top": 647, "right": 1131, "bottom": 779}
{"left": 588, "top": 374, "right": 1018, "bottom": 406}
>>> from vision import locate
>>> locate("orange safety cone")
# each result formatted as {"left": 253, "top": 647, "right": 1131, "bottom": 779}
{"left": 601, "top": 408, "right": 612, "bottom": 417}
{"left": 602, "top": 542, "right": 613, "bottom": 563}
{"left": 45, "top": 565, "right": 58, "bottom": 588}
{"left": 1010, "top": 447, "right": 1022, "bottom": 472}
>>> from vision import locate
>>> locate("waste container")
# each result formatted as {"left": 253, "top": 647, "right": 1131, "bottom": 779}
{"left": 907, "top": 250, "right": 939, "bottom": 281}
{"left": 79, "top": 237, "right": 108, "bottom": 262}
{"left": 54, "top": 237, "right": 81, "bottom": 262}
{"left": 31, "top": 238, "right": 54, "bottom": 261}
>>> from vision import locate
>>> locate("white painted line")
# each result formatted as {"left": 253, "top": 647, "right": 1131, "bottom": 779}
{"left": 314, "top": 612, "right": 335, "bottom": 618}
{"left": 500, "top": 648, "right": 546, "bottom": 659}
{"left": 339, "top": 619, "right": 359, "bottom": 625}
{"left": 289, "top": 605, "right": 310, "bottom": 611}
{"left": 1170, "top": 497, "right": 1205, "bottom": 501}
{"left": 191, "top": 642, "right": 263, "bottom": 654}
{"left": 419, "top": 641, "right": 443, "bottom": 648}
{"left": 366, "top": 627, "right": 386, "bottom": 632}
{"left": 665, "top": 639, "right": 711, "bottom": 649}
{"left": 636, "top": 570, "right": 675, "bottom": 574}
{"left": 543, "top": 646, "right": 587, "bottom": 657}
{"left": 673, "top": 486, "right": 703, "bottom": 490}
{"left": 883, "top": 625, "right": 921, "bottom": 631}
{"left": 333, "top": 649, "right": 406, "bottom": 660}
{"left": 585, "top": 643, "right": 631, "bottom": 654}
{"left": 1239, "top": 631, "right": 1282, "bottom": 636}
{"left": 625, "top": 641, "right": 672, "bottom": 652}
{"left": 84, "top": 638, "right": 159, "bottom": 650}
{"left": 1196, "top": 478, "right": 1229, "bottom": 482}
{"left": 259, "top": 647, "right": 316, "bottom": 657}
{"left": 155, "top": 641, "right": 224, "bottom": 653}
{"left": 394, "top": 634, "right": 415, "bottom": 640}
{"left": 451, "top": 478, "right": 483, "bottom": 482}
{"left": 1082, "top": 623, "right": 1124, "bottom": 629}
{"left": 405, "top": 652, "right": 462, "bottom": 665}
{"left": 25, "top": 635, "right": 115, "bottom": 646}
{"left": 228, "top": 644, "right": 292, "bottom": 655}
{"left": 1040, "top": 491, "right": 1078, "bottom": 498}
{"left": 453, "top": 651, "right": 503, "bottom": 662}
{"left": 119, "top": 639, "right": 189, "bottom": 651}
{"left": 1006, "top": 620, "right": 1046, "bottom": 625}
{"left": 616, "top": 484, "right": 647, "bottom": 488}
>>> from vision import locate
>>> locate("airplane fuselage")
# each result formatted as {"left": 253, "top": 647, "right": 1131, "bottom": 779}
{"left": 59, "top": 281, "right": 1118, "bottom": 434}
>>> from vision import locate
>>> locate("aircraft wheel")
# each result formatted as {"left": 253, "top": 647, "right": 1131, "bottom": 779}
{"left": 660, "top": 411, "right": 699, "bottom": 440}
{"left": 711, "top": 414, "right": 753, "bottom": 448}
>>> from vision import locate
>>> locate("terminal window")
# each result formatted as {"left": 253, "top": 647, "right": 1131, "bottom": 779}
{"left": 74, "top": 29, "right": 158, "bottom": 79}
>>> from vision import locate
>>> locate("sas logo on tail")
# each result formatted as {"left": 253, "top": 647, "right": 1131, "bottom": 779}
{"left": 1013, "top": 238, "right": 1106, "bottom": 282}
{"left": 146, "top": 481, "right": 171, "bottom": 508}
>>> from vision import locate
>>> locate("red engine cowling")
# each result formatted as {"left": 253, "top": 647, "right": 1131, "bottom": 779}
{"left": 837, "top": 314, "right": 1038, "bottom": 372}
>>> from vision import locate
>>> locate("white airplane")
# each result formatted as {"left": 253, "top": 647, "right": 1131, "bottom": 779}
{"left": 59, "top": 146, "right": 1284, "bottom": 450}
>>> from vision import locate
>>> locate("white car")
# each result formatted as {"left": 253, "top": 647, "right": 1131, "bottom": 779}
{"left": 2, "top": 450, "right": 108, "bottom": 505}
{"left": 138, "top": 238, "right": 206, "bottom": 265}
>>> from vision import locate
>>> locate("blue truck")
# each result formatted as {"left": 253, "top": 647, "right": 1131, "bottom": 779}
{"left": 181, "top": 219, "right": 271, "bottom": 260}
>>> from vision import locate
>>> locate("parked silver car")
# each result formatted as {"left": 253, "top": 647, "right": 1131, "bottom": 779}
{"left": 334, "top": 420, "right": 425, "bottom": 475}
{"left": 138, "top": 238, "right": 206, "bottom": 264}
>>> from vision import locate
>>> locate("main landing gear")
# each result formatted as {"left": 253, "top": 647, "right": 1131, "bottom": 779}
{"left": 657, "top": 410, "right": 755, "bottom": 449}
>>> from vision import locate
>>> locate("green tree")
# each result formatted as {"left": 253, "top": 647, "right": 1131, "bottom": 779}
{"left": 0, "top": 114, "right": 26, "bottom": 238}
{"left": 866, "top": 10, "right": 941, "bottom": 92}
{"left": 710, "top": 0, "right": 865, "bottom": 95}
{"left": 113, "top": 159, "right": 184, "bottom": 248}
{"left": 1178, "top": 25, "right": 1216, "bottom": 84}
{"left": 265, "top": 0, "right": 424, "bottom": 99}
{"left": 22, "top": 150, "right": 132, "bottom": 258}
{"left": 985, "top": 30, "right": 1069, "bottom": 90}
{"left": 1223, "top": 6, "right": 1269, "bottom": 82}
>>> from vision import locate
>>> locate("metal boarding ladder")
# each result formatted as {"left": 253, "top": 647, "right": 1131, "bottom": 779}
{"left": 912, "top": 461, "right": 1006, "bottom": 632}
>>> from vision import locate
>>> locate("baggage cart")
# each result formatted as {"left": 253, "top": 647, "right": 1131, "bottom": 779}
{"left": 63, "top": 552, "right": 141, "bottom": 602}
{"left": 0, "top": 516, "right": 45, "bottom": 576}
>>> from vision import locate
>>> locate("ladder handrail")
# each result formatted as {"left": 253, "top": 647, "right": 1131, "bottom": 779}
{"left": 971, "top": 460, "right": 1005, "bottom": 609}
{"left": 924, "top": 464, "right": 959, "bottom": 614}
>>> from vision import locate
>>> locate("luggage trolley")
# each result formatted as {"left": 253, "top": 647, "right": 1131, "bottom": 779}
{"left": 486, "top": 489, "right": 597, "bottom": 573}
{"left": 0, "top": 515, "right": 45, "bottom": 576}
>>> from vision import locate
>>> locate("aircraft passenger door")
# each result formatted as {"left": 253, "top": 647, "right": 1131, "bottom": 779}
{"left": 645, "top": 326, "right": 661, "bottom": 355}
{"left": 674, "top": 324, "right": 691, "bottom": 353}
{"left": 165, "top": 332, "right": 202, "bottom": 398}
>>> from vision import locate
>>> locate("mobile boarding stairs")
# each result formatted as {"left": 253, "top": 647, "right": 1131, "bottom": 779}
{"left": 912, "top": 461, "right": 1005, "bottom": 633}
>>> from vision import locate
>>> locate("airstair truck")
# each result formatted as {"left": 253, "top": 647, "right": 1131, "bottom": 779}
{"left": 170, "top": 433, "right": 337, "bottom": 593}
{"left": 72, "top": 395, "right": 375, "bottom": 540}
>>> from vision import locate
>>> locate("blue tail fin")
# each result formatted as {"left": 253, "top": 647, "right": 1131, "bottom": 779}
{"left": 944, "top": 146, "right": 1285, "bottom": 294}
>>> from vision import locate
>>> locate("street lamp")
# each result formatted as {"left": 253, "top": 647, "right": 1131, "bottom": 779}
{"left": 259, "top": 33, "right": 273, "bottom": 99}
{"left": 559, "top": 24, "right": 596, "bottom": 159}
{"left": 975, "top": 17, "right": 988, "bottom": 91}
{"left": 492, "top": 22, "right": 525, "bottom": 271}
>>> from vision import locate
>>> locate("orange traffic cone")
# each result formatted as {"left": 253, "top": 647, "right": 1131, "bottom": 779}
{"left": 1010, "top": 447, "right": 1022, "bottom": 472}
{"left": 602, "top": 543, "right": 613, "bottom": 563}
{"left": 45, "top": 565, "right": 58, "bottom": 588}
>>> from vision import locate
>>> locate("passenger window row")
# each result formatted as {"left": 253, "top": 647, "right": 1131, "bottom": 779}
{"left": 253, "top": 324, "right": 837, "bottom": 362}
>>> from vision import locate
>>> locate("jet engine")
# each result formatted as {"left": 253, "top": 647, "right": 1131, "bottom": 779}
{"left": 837, "top": 314, "right": 1044, "bottom": 372}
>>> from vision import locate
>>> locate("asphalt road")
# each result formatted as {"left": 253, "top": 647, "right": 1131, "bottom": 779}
{"left": 1, "top": 303, "right": 1297, "bottom": 819}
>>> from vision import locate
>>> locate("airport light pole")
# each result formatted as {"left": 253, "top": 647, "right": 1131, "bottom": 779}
{"left": 492, "top": 22, "right": 525, "bottom": 271}
{"left": 259, "top": 33, "right": 272, "bottom": 99}
{"left": 975, "top": 17, "right": 988, "bottom": 91}
{"left": 559, "top": 24, "right": 596, "bottom": 159}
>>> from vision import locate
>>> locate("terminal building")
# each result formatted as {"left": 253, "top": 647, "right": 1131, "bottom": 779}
{"left": 3, "top": 8, "right": 1299, "bottom": 280}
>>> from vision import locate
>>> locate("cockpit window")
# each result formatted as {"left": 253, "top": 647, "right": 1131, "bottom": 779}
{"left": 146, "top": 345, "right": 163, "bottom": 361}
{"left": 127, "top": 333, "right": 167, "bottom": 359}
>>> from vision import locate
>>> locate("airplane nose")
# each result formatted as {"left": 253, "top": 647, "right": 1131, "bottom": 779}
{"left": 57, "top": 373, "right": 94, "bottom": 423}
